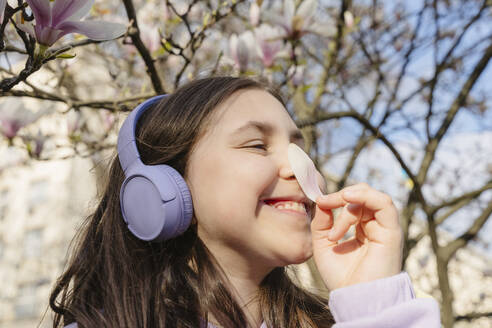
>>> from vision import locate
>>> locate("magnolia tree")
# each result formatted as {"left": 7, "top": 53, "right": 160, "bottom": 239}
{"left": 1, "top": 0, "right": 491, "bottom": 327}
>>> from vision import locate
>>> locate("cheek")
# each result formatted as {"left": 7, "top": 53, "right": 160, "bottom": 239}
{"left": 187, "top": 149, "right": 278, "bottom": 223}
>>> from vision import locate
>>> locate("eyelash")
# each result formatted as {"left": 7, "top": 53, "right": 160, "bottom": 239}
{"left": 247, "top": 144, "right": 267, "bottom": 150}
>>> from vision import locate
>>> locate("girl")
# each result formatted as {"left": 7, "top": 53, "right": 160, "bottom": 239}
{"left": 49, "top": 76, "right": 440, "bottom": 327}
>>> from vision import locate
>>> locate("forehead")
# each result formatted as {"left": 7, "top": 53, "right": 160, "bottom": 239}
{"left": 209, "top": 89, "right": 303, "bottom": 142}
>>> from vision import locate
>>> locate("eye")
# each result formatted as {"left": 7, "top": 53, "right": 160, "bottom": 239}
{"left": 246, "top": 143, "right": 268, "bottom": 150}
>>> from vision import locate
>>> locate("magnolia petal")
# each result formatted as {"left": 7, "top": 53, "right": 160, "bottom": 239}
{"left": 283, "top": 0, "right": 295, "bottom": 23}
{"left": 0, "top": 0, "right": 7, "bottom": 23}
{"left": 249, "top": 2, "right": 260, "bottom": 26}
{"left": 0, "top": 119, "right": 22, "bottom": 138}
{"left": 25, "top": 0, "right": 52, "bottom": 28}
{"left": 288, "top": 143, "right": 323, "bottom": 202}
{"left": 15, "top": 13, "right": 36, "bottom": 37}
{"left": 344, "top": 11, "right": 354, "bottom": 28}
{"left": 297, "top": 0, "right": 317, "bottom": 20}
{"left": 229, "top": 34, "right": 238, "bottom": 64}
{"left": 37, "top": 27, "right": 67, "bottom": 47}
{"left": 307, "top": 21, "right": 336, "bottom": 37}
{"left": 57, "top": 20, "right": 126, "bottom": 41}
{"left": 236, "top": 37, "right": 251, "bottom": 70}
{"left": 262, "top": 11, "right": 291, "bottom": 36}
{"left": 52, "top": 0, "right": 93, "bottom": 27}
{"left": 36, "top": 24, "right": 65, "bottom": 46}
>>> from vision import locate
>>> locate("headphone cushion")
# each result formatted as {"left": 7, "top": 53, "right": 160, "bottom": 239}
{"left": 156, "top": 164, "right": 193, "bottom": 237}
{"left": 120, "top": 164, "right": 193, "bottom": 241}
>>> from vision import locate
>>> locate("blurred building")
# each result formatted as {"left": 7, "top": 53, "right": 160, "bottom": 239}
{"left": 0, "top": 153, "right": 97, "bottom": 327}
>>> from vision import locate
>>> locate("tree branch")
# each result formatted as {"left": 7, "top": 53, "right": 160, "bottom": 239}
{"left": 297, "top": 110, "right": 427, "bottom": 207}
{"left": 430, "top": 180, "right": 492, "bottom": 215}
{"left": 455, "top": 312, "right": 492, "bottom": 321}
{"left": 121, "top": 0, "right": 164, "bottom": 94}
{"left": 417, "top": 40, "right": 492, "bottom": 184}
{"left": 440, "top": 201, "right": 492, "bottom": 260}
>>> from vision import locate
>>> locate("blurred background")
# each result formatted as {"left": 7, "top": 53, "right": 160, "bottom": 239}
{"left": 0, "top": 0, "right": 491, "bottom": 327}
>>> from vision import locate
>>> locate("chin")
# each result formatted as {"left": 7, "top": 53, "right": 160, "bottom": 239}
{"left": 280, "top": 244, "right": 313, "bottom": 266}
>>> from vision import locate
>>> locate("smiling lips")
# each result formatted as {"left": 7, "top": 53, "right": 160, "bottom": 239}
{"left": 263, "top": 199, "right": 308, "bottom": 215}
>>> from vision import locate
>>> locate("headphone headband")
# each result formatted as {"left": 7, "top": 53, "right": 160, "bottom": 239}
{"left": 117, "top": 95, "right": 167, "bottom": 173}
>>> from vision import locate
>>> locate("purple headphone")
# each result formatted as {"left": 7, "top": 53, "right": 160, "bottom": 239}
{"left": 117, "top": 95, "right": 193, "bottom": 242}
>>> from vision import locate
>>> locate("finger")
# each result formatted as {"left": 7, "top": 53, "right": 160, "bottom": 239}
{"left": 315, "top": 183, "right": 371, "bottom": 209}
{"left": 311, "top": 204, "right": 334, "bottom": 239}
{"left": 327, "top": 203, "right": 360, "bottom": 240}
{"left": 360, "top": 206, "right": 374, "bottom": 222}
{"left": 355, "top": 221, "right": 367, "bottom": 244}
{"left": 315, "top": 190, "right": 348, "bottom": 210}
{"left": 361, "top": 218, "right": 391, "bottom": 244}
{"left": 341, "top": 188, "right": 399, "bottom": 229}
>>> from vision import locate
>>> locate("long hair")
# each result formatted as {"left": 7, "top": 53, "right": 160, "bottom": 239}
{"left": 49, "top": 76, "right": 335, "bottom": 328}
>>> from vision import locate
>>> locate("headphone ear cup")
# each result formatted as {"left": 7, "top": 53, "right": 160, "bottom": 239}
{"left": 158, "top": 165, "right": 193, "bottom": 237}
{"left": 120, "top": 164, "right": 193, "bottom": 242}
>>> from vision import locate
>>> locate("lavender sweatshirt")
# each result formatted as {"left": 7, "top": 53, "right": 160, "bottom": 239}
{"left": 64, "top": 271, "right": 441, "bottom": 327}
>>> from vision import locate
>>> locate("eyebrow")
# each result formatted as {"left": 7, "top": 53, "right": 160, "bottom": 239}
{"left": 232, "top": 120, "right": 305, "bottom": 143}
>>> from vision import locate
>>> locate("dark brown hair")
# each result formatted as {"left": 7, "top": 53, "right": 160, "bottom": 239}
{"left": 49, "top": 76, "right": 334, "bottom": 327}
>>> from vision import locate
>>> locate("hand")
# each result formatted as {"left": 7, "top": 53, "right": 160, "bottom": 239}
{"left": 310, "top": 183, "right": 403, "bottom": 291}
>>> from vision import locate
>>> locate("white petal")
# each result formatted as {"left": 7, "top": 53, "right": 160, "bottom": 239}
{"left": 249, "top": 2, "right": 260, "bottom": 26}
{"left": 67, "top": 0, "right": 94, "bottom": 21}
{"left": 297, "top": 0, "right": 317, "bottom": 20}
{"left": 344, "top": 11, "right": 354, "bottom": 28}
{"left": 306, "top": 22, "right": 336, "bottom": 37}
{"left": 284, "top": 0, "right": 295, "bottom": 22}
{"left": 288, "top": 143, "right": 323, "bottom": 202}
{"left": 57, "top": 20, "right": 126, "bottom": 41}
{"left": 15, "top": 12, "right": 35, "bottom": 37}
{"left": 229, "top": 34, "right": 238, "bottom": 61}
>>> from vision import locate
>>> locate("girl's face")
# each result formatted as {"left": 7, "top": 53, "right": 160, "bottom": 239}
{"left": 185, "top": 89, "right": 318, "bottom": 271}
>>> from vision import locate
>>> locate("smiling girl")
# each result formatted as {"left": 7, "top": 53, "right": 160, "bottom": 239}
{"left": 49, "top": 76, "right": 440, "bottom": 327}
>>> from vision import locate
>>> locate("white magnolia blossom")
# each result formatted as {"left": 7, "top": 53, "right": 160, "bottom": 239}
{"left": 228, "top": 31, "right": 257, "bottom": 71}
{"left": 287, "top": 65, "right": 305, "bottom": 85}
{"left": 344, "top": 11, "right": 354, "bottom": 28}
{"left": 249, "top": 2, "right": 260, "bottom": 26}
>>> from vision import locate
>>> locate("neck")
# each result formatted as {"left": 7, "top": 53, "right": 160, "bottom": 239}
{"left": 200, "top": 238, "right": 276, "bottom": 327}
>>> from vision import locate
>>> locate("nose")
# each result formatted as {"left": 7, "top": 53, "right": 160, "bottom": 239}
{"left": 279, "top": 147, "right": 296, "bottom": 180}
{"left": 280, "top": 164, "right": 296, "bottom": 180}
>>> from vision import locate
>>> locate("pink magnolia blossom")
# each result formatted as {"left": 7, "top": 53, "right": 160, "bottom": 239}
{"left": 0, "top": 98, "right": 49, "bottom": 140}
{"left": 253, "top": 24, "right": 286, "bottom": 67}
{"left": 23, "top": 131, "right": 46, "bottom": 158}
{"left": 19, "top": 0, "right": 126, "bottom": 47}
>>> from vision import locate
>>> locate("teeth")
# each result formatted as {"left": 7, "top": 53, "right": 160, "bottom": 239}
{"left": 267, "top": 201, "right": 307, "bottom": 214}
